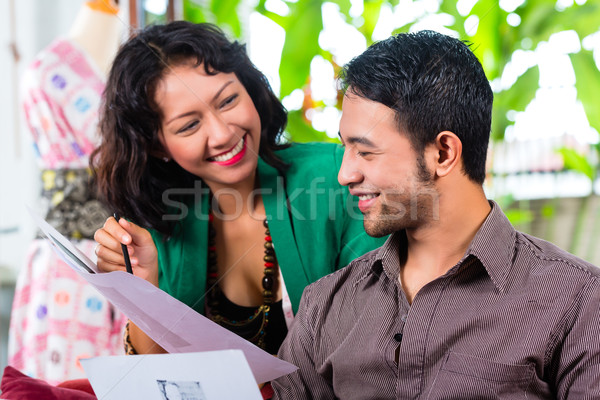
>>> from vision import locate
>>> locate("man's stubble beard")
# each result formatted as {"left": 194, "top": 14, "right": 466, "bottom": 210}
{"left": 362, "top": 155, "right": 439, "bottom": 238}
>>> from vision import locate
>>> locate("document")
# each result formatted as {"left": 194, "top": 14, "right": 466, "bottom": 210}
{"left": 81, "top": 350, "right": 262, "bottom": 400}
{"left": 29, "top": 208, "right": 297, "bottom": 384}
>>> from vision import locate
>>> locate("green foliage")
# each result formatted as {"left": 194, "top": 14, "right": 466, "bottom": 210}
{"left": 504, "top": 208, "right": 535, "bottom": 226}
{"left": 286, "top": 110, "right": 337, "bottom": 143}
{"left": 276, "top": 1, "right": 324, "bottom": 99}
{"left": 179, "top": 0, "right": 600, "bottom": 148}
{"left": 540, "top": 203, "right": 555, "bottom": 219}
{"left": 494, "top": 194, "right": 535, "bottom": 226}
{"left": 210, "top": 0, "right": 243, "bottom": 37}
{"left": 359, "top": 0, "right": 385, "bottom": 45}
{"left": 571, "top": 50, "right": 600, "bottom": 137}
{"left": 182, "top": 1, "right": 207, "bottom": 24}
{"left": 491, "top": 66, "right": 539, "bottom": 141}
{"left": 183, "top": 0, "right": 242, "bottom": 36}
{"left": 557, "top": 147, "right": 596, "bottom": 181}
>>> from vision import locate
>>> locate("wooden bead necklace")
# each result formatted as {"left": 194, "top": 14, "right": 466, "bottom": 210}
{"left": 205, "top": 213, "right": 278, "bottom": 350}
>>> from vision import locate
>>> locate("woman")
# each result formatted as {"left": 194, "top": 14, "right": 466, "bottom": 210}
{"left": 92, "top": 21, "right": 384, "bottom": 357}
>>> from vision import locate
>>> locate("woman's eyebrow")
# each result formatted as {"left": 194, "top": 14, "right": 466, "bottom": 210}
{"left": 211, "top": 79, "right": 234, "bottom": 103}
{"left": 165, "top": 80, "right": 235, "bottom": 125}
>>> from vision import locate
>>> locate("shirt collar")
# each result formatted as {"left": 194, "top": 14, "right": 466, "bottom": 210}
{"left": 373, "top": 200, "right": 516, "bottom": 292}
{"left": 463, "top": 200, "right": 516, "bottom": 292}
{"left": 375, "top": 231, "right": 406, "bottom": 283}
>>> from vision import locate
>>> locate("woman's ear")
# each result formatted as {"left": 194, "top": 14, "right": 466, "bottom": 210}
{"left": 150, "top": 149, "right": 171, "bottom": 162}
{"left": 430, "top": 131, "right": 462, "bottom": 178}
{"left": 150, "top": 132, "right": 171, "bottom": 162}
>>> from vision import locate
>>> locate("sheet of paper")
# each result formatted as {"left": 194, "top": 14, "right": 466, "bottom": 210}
{"left": 29, "top": 208, "right": 297, "bottom": 384}
{"left": 81, "top": 350, "right": 262, "bottom": 400}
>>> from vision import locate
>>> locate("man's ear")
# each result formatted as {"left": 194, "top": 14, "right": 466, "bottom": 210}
{"left": 429, "top": 131, "right": 462, "bottom": 178}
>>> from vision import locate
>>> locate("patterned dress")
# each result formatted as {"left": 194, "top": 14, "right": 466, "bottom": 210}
{"left": 7, "top": 38, "right": 127, "bottom": 384}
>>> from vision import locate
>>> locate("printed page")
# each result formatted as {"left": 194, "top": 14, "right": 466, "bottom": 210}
{"left": 81, "top": 350, "right": 262, "bottom": 400}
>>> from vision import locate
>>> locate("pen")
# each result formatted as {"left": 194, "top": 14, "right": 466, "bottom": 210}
{"left": 113, "top": 212, "right": 133, "bottom": 274}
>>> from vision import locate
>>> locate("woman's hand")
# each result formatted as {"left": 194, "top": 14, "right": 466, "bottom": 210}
{"left": 94, "top": 216, "right": 159, "bottom": 286}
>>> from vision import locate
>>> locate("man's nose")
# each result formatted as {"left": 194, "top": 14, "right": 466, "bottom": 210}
{"left": 338, "top": 151, "right": 363, "bottom": 187}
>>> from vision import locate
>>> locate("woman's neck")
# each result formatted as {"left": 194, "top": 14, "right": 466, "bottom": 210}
{"left": 207, "top": 172, "right": 264, "bottom": 219}
{"left": 69, "top": 1, "right": 121, "bottom": 76}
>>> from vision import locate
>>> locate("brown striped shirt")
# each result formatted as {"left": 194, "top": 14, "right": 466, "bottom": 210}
{"left": 273, "top": 201, "right": 600, "bottom": 399}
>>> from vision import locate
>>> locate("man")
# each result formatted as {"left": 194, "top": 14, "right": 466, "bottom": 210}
{"left": 272, "top": 30, "right": 600, "bottom": 399}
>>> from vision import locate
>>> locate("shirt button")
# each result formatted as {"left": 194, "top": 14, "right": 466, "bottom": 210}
{"left": 401, "top": 314, "right": 407, "bottom": 322}
{"left": 394, "top": 333, "right": 403, "bottom": 342}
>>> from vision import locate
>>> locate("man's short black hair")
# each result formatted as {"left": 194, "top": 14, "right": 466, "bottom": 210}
{"left": 339, "top": 30, "right": 493, "bottom": 184}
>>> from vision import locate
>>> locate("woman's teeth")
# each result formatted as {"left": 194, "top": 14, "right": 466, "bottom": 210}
{"left": 211, "top": 137, "right": 244, "bottom": 162}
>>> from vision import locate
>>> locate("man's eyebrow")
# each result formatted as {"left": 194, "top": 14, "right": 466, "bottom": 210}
{"left": 343, "top": 135, "right": 377, "bottom": 147}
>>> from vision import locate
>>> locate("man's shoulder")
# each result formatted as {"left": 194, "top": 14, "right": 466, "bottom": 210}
{"left": 303, "top": 248, "right": 381, "bottom": 301}
{"left": 516, "top": 230, "right": 600, "bottom": 281}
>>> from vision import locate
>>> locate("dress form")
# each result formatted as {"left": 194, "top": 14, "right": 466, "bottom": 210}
{"left": 7, "top": 0, "right": 127, "bottom": 384}
{"left": 69, "top": 1, "right": 121, "bottom": 76}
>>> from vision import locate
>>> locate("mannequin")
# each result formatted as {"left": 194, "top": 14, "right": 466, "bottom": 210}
{"left": 8, "top": 0, "right": 127, "bottom": 384}
{"left": 69, "top": 0, "right": 121, "bottom": 76}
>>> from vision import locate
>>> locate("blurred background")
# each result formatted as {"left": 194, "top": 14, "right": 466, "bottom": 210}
{"left": 1, "top": 0, "right": 600, "bottom": 374}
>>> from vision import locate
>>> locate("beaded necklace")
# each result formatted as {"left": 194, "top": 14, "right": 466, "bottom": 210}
{"left": 205, "top": 213, "right": 279, "bottom": 350}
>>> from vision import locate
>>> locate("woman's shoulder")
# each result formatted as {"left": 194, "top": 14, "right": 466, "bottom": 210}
{"left": 275, "top": 141, "right": 343, "bottom": 172}
{"left": 273, "top": 142, "right": 343, "bottom": 185}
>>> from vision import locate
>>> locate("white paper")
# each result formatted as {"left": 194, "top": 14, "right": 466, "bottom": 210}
{"left": 81, "top": 350, "right": 262, "bottom": 400}
{"left": 29, "top": 207, "right": 297, "bottom": 384}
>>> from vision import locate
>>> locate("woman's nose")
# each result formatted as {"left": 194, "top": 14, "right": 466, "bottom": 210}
{"left": 205, "top": 112, "right": 236, "bottom": 148}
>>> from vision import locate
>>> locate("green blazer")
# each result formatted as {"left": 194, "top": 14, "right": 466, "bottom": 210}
{"left": 151, "top": 142, "right": 386, "bottom": 314}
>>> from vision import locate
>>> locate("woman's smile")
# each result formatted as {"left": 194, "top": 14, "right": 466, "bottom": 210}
{"left": 208, "top": 134, "right": 247, "bottom": 165}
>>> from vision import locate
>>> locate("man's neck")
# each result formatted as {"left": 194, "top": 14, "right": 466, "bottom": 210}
{"left": 400, "top": 184, "right": 491, "bottom": 303}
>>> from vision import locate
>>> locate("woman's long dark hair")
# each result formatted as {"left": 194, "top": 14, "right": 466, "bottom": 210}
{"left": 91, "top": 21, "right": 288, "bottom": 236}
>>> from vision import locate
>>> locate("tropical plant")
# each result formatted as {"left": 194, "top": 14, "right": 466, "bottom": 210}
{"left": 134, "top": 0, "right": 600, "bottom": 258}
{"left": 178, "top": 0, "right": 600, "bottom": 151}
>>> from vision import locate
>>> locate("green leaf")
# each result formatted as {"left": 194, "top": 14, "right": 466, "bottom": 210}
{"left": 210, "top": 0, "right": 243, "bottom": 38}
{"left": 259, "top": 10, "right": 286, "bottom": 27}
{"left": 286, "top": 110, "right": 337, "bottom": 143}
{"left": 490, "top": 107, "right": 509, "bottom": 142}
{"left": 492, "top": 65, "right": 540, "bottom": 140}
{"left": 278, "top": 1, "right": 324, "bottom": 98}
{"left": 438, "top": 0, "right": 459, "bottom": 17}
{"left": 328, "top": 0, "right": 352, "bottom": 20}
{"left": 557, "top": 147, "right": 595, "bottom": 181}
{"left": 469, "top": 1, "right": 505, "bottom": 80}
{"left": 541, "top": 203, "right": 555, "bottom": 219}
{"left": 516, "top": 0, "right": 560, "bottom": 43}
{"left": 571, "top": 50, "right": 600, "bottom": 138}
{"left": 504, "top": 208, "right": 535, "bottom": 226}
{"left": 493, "top": 193, "right": 516, "bottom": 210}
{"left": 504, "top": 65, "right": 540, "bottom": 110}
{"left": 183, "top": 0, "right": 208, "bottom": 23}
{"left": 519, "top": 0, "right": 600, "bottom": 43}
{"left": 358, "top": 0, "right": 384, "bottom": 44}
